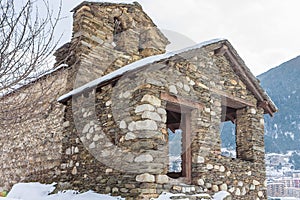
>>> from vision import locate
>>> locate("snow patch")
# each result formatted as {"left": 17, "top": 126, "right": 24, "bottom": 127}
{"left": 284, "top": 131, "right": 295, "bottom": 140}
{"left": 7, "top": 182, "right": 55, "bottom": 200}
{"left": 3, "top": 182, "right": 124, "bottom": 200}
{"left": 221, "top": 148, "right": 236, "bottom": 158}
{"left": 213, "top": 191, "right": 231, "bottom": 200}
{"left": 0, "top": 182, "right": 232, "bottom": 200}
{"left": 152, "top": 192, "right": 211, "bottom": 200}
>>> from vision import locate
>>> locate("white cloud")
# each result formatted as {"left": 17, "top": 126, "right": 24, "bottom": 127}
{"left": 43, "top": 0, "right": 300, "bottom": 75}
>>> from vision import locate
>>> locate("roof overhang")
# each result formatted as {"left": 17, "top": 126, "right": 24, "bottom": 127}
{"left": 57, "top": 39, "right": 277, "bottom": 116}
{"left": 57, "top": 38, "right": 224, "bottom": 103}
{"left": 214, "top": 41, "right": 277, "bottom": 116}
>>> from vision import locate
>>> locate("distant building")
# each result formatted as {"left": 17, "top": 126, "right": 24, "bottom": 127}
{"left": 268, "top": 183, "right": 285, "bottom": 197}
{"left": 268, "top": 197, "right": 300, "bottom": 200}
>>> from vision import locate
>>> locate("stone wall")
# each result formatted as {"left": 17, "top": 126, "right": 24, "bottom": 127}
{"left": 0, "top": 1, "right": 169, "bottom": 193}
{"left": 66, "top": 2, "right": 169, "bottom": 89}
{"left": 0, "top": 68, "right": 69, "bottom": 191}
{"left": 60, "top": 43, "right": 267, "bottom": 199}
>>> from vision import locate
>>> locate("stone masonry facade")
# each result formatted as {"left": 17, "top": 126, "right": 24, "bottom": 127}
{"left": 0, "top": 2, "right": 277, "bottom": 200}
{"left": 59, "top": 42, "right": 269, "bottom": 199}
{"left": 0, "top": 68, "right": 68, "bottom": 189}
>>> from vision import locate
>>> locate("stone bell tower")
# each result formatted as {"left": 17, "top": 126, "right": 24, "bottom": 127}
{"left": 55, "top": 1, "right": 170, "bottom": 88}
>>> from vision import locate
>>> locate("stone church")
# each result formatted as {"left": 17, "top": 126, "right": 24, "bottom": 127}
{"left": 0, "top": 1, "right": 277, "bottom": 199}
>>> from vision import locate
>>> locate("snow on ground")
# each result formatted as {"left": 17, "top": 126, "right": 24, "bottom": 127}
{"left": 1, "top": 183, "right": 124, "bottom": 200}
{"left": 212, "top": 191, "right": 230, "bottom": 200}
{"left": 0, "top": 182, "right": 229, "bottom": 200}
{"left": 153, "top": 192, "right": 211, "bottom": 200}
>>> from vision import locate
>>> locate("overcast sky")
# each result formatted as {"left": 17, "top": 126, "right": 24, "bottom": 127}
{"left": 52, "top": 0, "right": 300, "bottom": 75}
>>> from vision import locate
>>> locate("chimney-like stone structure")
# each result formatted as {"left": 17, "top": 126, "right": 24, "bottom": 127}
{"left": 55, "top": 1, "right": 169, "bottom": 88}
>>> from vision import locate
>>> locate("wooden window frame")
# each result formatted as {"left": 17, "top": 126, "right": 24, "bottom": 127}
{"left": 219, "top": 92, "right": 256, "bottom": 161}
{"left": 164, "top": 98, "right": 192, "bottom": 184}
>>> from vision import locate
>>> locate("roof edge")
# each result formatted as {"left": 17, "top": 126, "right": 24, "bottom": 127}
{"left": 219, "top": 41, "right": 278, "bottom": 116}
{"left": 57, "top": 38, "right": 277, "bottom": 116}
{"left": 71, "top": 1, "right": 142, "bottom": 13}
{"left": 1, "top": 64, "right": 68, "bottom": 99}
{"left": 57, "top": 38, "right": 225, "bottom": 103}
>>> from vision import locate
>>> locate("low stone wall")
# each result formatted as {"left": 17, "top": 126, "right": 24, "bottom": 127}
{"left": 0, "top": 68, "right": 69, "bottom": 190}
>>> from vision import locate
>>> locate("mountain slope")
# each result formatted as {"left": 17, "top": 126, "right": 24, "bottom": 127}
{"left": 258, "top": 56, "right": 300, "bottom": 153}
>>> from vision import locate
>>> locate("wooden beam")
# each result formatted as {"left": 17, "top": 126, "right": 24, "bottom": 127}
{"left": 182, "top": 112, "right": 192, "bottom": 183}
{"left": 161, "top": 93, "right": 204, "bottom": 111}
{"left": 223, "top": 49, "right": 265, "bottom": 103}
{"left": 161, "top": 90, "right": 254, "bottom": 112}
{"left": 211, "top": 88, "right": 255, "bottom": 108}
{"left": 258, "top": 100, "right": 274, "bottom": 117}
{"left": 214, "top": 45, "right": 228, "bottom": 56}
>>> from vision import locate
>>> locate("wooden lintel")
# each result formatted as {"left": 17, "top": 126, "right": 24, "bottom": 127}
{"left": 211, "top": 88, "right": 255, "bottom": 108}
{"left": 258, "top": 100, "right": 268, "bottom": 108}
{"left": 161, "top": 93, "right": 204, "bottom": 110}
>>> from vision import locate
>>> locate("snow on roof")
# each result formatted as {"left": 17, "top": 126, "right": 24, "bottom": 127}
{"left": 1, "top": 64, "right": 68, "bottom": 97}
{"left": 27, "top": 64, "right": 68, "bottom": 84}
{"left": 57, "top": 38, "right": 225, "bottom": 102}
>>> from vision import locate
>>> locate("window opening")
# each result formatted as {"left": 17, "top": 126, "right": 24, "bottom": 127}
{"left": 113, "top": 17, "right": 124, "bottom": 49}
{"left": 168, "top": 128, "right": 183, "bottom": 173}
{"left": 166, "top": 105, "right": 191, "bottom": 181}
{"left": 113, "top": 17, "right": 123, "bottom": 36}
{"left": 220, "top": 106, "right": 237, "bottom": 158}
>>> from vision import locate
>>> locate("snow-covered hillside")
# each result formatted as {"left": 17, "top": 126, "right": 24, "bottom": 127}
{"left": 258, "top": 55, "right": 300, "bottom": 153}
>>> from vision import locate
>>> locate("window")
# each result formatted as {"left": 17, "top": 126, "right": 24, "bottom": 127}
{"left": 218, "top": 92, "right": 257, "bottom": 161}
{"left": 166, "top": 103, "right": 191, "bottom": 182}
{"left": 168, "top": 128, "right": 183, "bottom": 173}
{"left": 161, "top": 92, "right": 203, "bottom": 182}
{"left": 113, "top": 17, "right": 123, "bottom": 36}
{"left": 220, "top": 105, "right": 237, "bottom": 158}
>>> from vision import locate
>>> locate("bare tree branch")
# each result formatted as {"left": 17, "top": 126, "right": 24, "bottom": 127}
{"left": 0, "top": 0, "right": 62, "bottom": 94}
{"left": 0, "top": 0, "right": 63, "bottom": 127}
